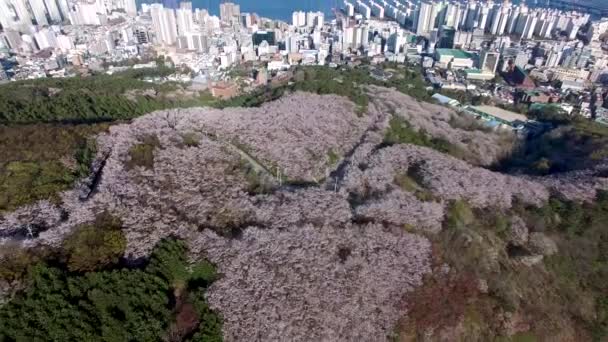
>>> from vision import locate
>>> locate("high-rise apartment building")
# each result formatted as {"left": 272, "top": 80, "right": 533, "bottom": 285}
{"left": 292, "top": 11, "right": 306, "bottom": 27}
{"left": 176, "top": 7, "right": 194, "bottom": 35}
{"left": 125, "top": 0, "right": 137, "bottom": 17}
{"left": 220, "top": 2, "right": 240, "bottom": 23}
{"left": 151, "top": 4, "right": 178, "bottom": 45}
{"left": 415, "top": 1, "right": 433, "bottom": 35}
{"left": 44, "top": 0, "right": 63, "bottom": 22}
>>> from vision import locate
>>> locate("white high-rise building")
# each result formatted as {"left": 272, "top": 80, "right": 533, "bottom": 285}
{"left": 464, "top": 1, "right": 477, "bottom": 30}
{"left": 428, "top": 2, "right": 440, "bottom": 31}
{"left": 286, "top": 34, "right": 299, "bottom": 53}
{"left": 523, "top": 16, "right": 538, "bottom": 39}
{"left": 0, "top": 0, "right": 17, "bottom": 29}
{"left": 356, "top": 1, "right": 371, "bottom": 19}
{"left": 312, "top": 30, "right": 321, "bottom": 47}
{"left": 355, "top": 25, "right": 369, "bottom": 47}
{"left": 490, "top": 5, "right": 510, "bottom": 36}
{"left": 416, "top": 1, "right": 433, "bottom": 35}
{"left": 478, "top": 5, "right": 490, "bottom": 30}
{"left": 219, "top": 2, "right": 240, "bottom": 23}
{"left": 388, "top": 30, "right": 409, "bottom": 53}
{"left": 292, "top": 11, "right": 305, "bottom": 27}
{"left": 566, "top": 20, "right": 580, "bottom": 40}
{"left": 344, "top": 1, "right": 355, "bottom": 17}
{"left": 176, "top": 8, "right": 193, "bottom": 35}
{"left": 306, "top": 11, "right": 315, "bottom": 27}
{"left": 344, "top": 26, "right": 355, "bottom": 49}
{"left": 70, "top": 2, "right": 103, "bottom": 26}
{"left": 44, "top": 0, "right": 63, "bottom": 22}
{"left": 151, "top": 4, "right": 178, "bottom": 45}
{"left": 57, "top": 0, "right": 70, "bottom": 22}
{"left": 546, "top": 49, "right": 562, "bottom": 68}
{"left": 305, "top": 11, "right": 324, "bottom": 28}
{"left": 29, "top": 0, "right": 49, "bottom": 26}
{"left": 444, "top": 2, "right": 461, "bottom": 28}
{"left": 13, "top": 0, "right": 33, "bottom": 27}
{"left": 125, "top": 0, "right": 137, "bottom": 17}
{"left": 505, "top": 6, "right": 520, "bottom": 34}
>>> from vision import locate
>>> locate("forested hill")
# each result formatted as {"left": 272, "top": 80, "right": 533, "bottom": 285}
{"left": 1, "top": 65, "right": 608, "bottom": 341}
{"left": 0, "top": 68, "right": 191, "bottom": 123}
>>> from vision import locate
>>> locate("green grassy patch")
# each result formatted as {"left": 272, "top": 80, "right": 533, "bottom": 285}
{"left": 126, "top": 134, "right": 161, "bottom": 170}
{"left": 327, "top": 149, "right": 340, "bottom": 166}
{"left": 393, "top": 172, "right": 435, "bottom": 202}
{"left": 180, "top": 132, "right": 201, "bottom": 148}
{"left": 0, "top": 124, "right": 108, "bottom": 212}
{"left": 384, "top": 116, "right": 467, "bottom": 161}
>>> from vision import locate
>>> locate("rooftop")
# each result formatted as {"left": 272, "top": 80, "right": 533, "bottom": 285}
{"left": 471, "top": 105, "right": 528, "bottom": 123}
{"left": 436, "top": 48, "right": 473, "bottom": 59}
{"left": 432, "top": 93, "right": 459, "bottom": 106}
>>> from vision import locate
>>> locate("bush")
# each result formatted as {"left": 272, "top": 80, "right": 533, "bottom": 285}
{"left": 327, "top": 149, "right": 340, "bottom": 166}
{"left": 528, "top": 105, "right": 570, "bottom": 125}
{"left": 384, "top": 116, "right": 467, "bottom": 160}
{"left": 181, "top": 132, "right": 201, "bottom": 147}
{"left": 62, "top": 213, "right": 126, "bottom": 272}
{"left": 445, "top": 200, "right": 475, "bottom": 230}
{"left": 126, "top": 134, "right": 161, "bottom": 170}
{"left": 146, "top": 239, "right": 190, "bottom": 291}
{"left": 393, "top": 172, "right": 435, "bottom": 202}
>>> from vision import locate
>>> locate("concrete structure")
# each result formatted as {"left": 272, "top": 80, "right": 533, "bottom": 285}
{"left": 432, "top": 93, "right": 460, "bottom": 107}
{"left": 465, "top": 105, "right": 528, "bottom": 127}
{"left": 435, "top": 48, "right": 474, "bottom": 69}
{"left": 480, "top": 50, "right": 500, "bottom": 73}
{"left": 464, "top": 68, "right": 495, "bottom": 81}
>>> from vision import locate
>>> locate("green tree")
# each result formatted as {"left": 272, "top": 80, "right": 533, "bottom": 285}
{"left": 63, "top": 213, "right": 127, "bottom": 272}
{"left": 146, "top": 239, "right": 190, "bottom": 292}
{"left": 0, "top": 238, "right": 223, "bottom": 342}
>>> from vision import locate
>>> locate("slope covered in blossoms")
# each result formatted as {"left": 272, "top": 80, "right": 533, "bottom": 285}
{"left": 1, "top": 89, "right": 608, "bottom": 341}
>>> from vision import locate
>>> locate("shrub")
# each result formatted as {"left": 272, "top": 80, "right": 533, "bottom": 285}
{"left": 146, "top": 239, "right": 190, "bottom": 291}
{"left": 62, "top": 213, "right": 126, "bottom": 272}
{"left": 181, "top": 132, "right": 200, "bottom": 147}
{"left": 445, "top": 200, "right": 475, "bottom": 230}
{"left": 393, "top": 172, "right": 435, "bottom": 202}
{"left": 126, "top": 134, "right": 161, "bottom": 170}
{"left": 384, "top": 116, "right": 468, "bottom": 161}
{"left": 327, "top": 149, "right": 340, "bottom": 166}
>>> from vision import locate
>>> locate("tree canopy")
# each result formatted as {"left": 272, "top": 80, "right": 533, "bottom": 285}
{"left": 0, "top": 239, "right": 222, "bottom": 342}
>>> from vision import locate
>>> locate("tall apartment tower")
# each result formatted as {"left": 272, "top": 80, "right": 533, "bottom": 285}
{"left": 416, "top": 1, "right": 433, "bottom": 35}
{"left": 151, "top": 4, "right": 178, "bottom": 45}
{"left": 220, "top": 2, "right": 240, "bottom": 23}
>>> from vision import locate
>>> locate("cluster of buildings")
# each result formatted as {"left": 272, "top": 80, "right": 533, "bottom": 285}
{"left": 1, "top": 0, "right": 608, "bottom": 124}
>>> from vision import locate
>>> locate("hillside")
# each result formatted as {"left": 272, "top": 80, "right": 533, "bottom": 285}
{"left": 1, "top": 87, "right": 608, "bottom": 341}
